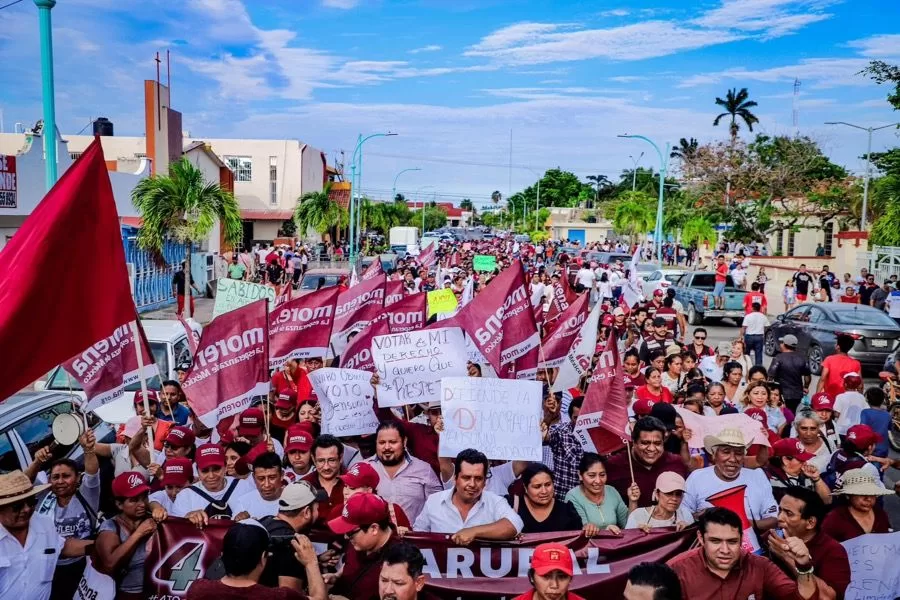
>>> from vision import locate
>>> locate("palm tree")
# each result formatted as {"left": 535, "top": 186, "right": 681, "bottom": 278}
{"left": 680, "top": 216, "right": 718, "bottom": 247}
{"left": 491, "top": 190, "right": 502, "bottom": 204}
{"left": 612, "top": 199, "right": 654, "bottom": 245}
{"left": 132, "top": 157, "right": 242, "bottom": 319}
{"left": 670, "top": 138, "right": 699, "bottom": 161}
{"left": 294, "top": 183, "right": 348, "bottom": 240}
{"left": 714, "top": 88, "right": 759, "bottom": 142}
{"left": 586, "top": 174, "right": 612, "bottom": 208}
{"left": 460, "top": 198, "right": 474, "bottom": 211}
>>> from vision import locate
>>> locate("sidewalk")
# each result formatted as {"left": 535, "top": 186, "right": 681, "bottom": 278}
{"left": 142, "top": 296, "right": 215, "bottom": 325}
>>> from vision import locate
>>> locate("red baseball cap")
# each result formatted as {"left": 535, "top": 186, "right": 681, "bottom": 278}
{"left": 238, "top": 408, "right": 265, "bottom": 437}
{"left": 111, "top": 471, "right": 149, "bottom": 498}
{"left": 653, "top": 289, "right": 664, "bottom": 297}
{"left": 846, "top": 424, "right": 882, "bottom": 449}
{"left": 165, "top": 426, "right": 196, "bottom": 449}
{"left": 134, "top": 390, "right": 159, "bottom": 406}
{"left": 843, "top": 372, "right": 863, "bottom": 389}
{"left": 328, "top": 493, "right": 390, "bottom": 535}
{"left": 161, "top": 457, "right": 193, "bottom": 487}
{"left": 744, "top": 407, "right": 768, "bottom": 428}
{"left": 340, "top": 462, "right": 380, "bottom": 489}
{"left": 275, "top": 393, "right": 297, "bottom": 410}
{"left": 771, "top": 438, "right": 815, "bottom": 462}
{"left": 632, "top": 399, "right": 655, "bottom": 417}
{"left": 810, "top": 392, "right": 834, "bottom": 411}
{"left": 530, "top": 543, "right": 574, "bottom": 577}
{"left": 195, "top": 443, "right": 226, "bottom": 470}
{"left": 285, "top": 425, "right": 314, "bottom": 453}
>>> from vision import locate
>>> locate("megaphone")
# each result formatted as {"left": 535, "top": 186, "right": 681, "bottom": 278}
{"left": 706, "top": 485, "right": 755, "bottom": 552}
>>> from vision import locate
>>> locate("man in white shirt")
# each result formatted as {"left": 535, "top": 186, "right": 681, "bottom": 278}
{"left": 413, "top": 449, "right": 523, "bottom": 544}
{"left": 234, "top": 451, "right": 285, "bottom": 520}
{"left": 699, "top": 342, "right": 732, "bottom": 383}
{"left": 530, "top": 273, "right": 546, "bottom": 308}
{"left": 575, "top": 265, "right": 595, "bottom": 293}
{"left": 740, "top": 302, "right": 768, "bottom": 366}
{"left": 833, "top": 372, "right": 868, "bottom": 436}
{"left": 171, "top": 444, "right": 252, "bottom": 526}
{"left": 683, "top": 428, "right": 777, "bottom": 553}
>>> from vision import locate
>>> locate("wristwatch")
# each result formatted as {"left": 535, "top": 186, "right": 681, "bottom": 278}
{"left": 796, "top": 559, "right": 814, "bottom": 575}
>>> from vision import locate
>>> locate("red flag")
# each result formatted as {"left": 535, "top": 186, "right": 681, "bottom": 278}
{"left": 417, "top": 243, "right": 436, "bottom": 269}
{"left": 183, "top": 300, "right": 270, "bottom": 428}
{"left": 0, "top": 139, "right": 136, "bottom": 402}
{"left": 574, "top": 339, "right": 629, "bottom": 454}
{"left": 539, "top": 293, "right": 590, "bottom": 368}
{"left": 450, "top": 260, "right": 538, "bottom": 374}
{"left": 340, "top": 319, "right": 390, "bottom": 372}
{"left": 383, "top": 292, "right": 426, "bottom": 333}
{"left": 269, "top": 286, "right": 339, "bottom": 369}
{"left": 361, "top": 257, "right": 384, "bottom": 281}
{"left": 449, "top": 251, "right": 460, "bottom": 268}
{"left": 384, "top": 279, "right": 405, "bottom": 306}
{"left": 331, "top": 274, "right": 386, "bottom": 352}
{"left": 545, "top": 275, "right": 578, "bottom": 323}
{"left": 177, "top": 316, "right": 200, "bottom": 355}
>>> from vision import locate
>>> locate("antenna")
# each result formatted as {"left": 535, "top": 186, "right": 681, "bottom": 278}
{"left": 792, "top": 78, "right": 801, "bottom": 136}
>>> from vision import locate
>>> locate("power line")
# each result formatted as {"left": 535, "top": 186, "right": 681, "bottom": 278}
{"left": 364, "top": 151, "right": 620, "bottom": 176}
{"left": 0, "top": 0, "right": 26, "bottom": 10}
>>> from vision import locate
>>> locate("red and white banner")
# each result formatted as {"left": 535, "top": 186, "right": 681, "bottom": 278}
{"left": 177, "top": 317, "right": 200, "bottom": 355}
{"left": 539, "top": 293, "right": 590, "bottom": 369}
{"left": 62, "top": 320, "right": 160, "bottom": 412}
{"left": 384, "top": 279, "right": 405, "bottom": 306}
{"left": 417, "top": 242, "right": 437, "bottom": 268}
{"left": 553, "top": 299, "right": 603, "bottom": 392}
{"left": 340, "top": 319, "right": 390, "bottom": 372}
{"left": 331, "top": 274, "right": 386, "bottom": 353}
{"left": 574, "top": 337, "right": 630, "bottom": 454}
{"left": 545, "top": 274, "right": 578, "bottom": 322}
{"left": 383, "top": 292, "right": 426, "bottom": 334}
{"left": 449, "top": 260, "right": 538, "bottom": 373}
{"left": 268, "top": 286, "right": 339, "bottom": 368}
{"left": 183, "top": 300, "right": 269, "bottom": 428}
{"left": 361, "top": 257, "right": 384, "bottom": 281}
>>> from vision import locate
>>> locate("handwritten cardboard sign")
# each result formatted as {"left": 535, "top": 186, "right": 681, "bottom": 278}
{"left": 214, "top": 278, "right": 276, "bottom": 317}
{"left": 427, "top": 288, "right": 458, "bottom": 317}
{"left": 842, "top": 532, "right": 900, "bottom": 600}
{"left": 308, "top": 368, "right": 379, "bottom": 437}
{"left": 473, "top": 255, "right": 497, "bottom": 272}
{"left": 439, "top": 377, "right": 542, "bottom": 461}
{"left": 371, "top": 327, "right": 467, "bottom": 408}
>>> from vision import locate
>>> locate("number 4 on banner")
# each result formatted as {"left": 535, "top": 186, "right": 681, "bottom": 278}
{"left": 154, "top": 541, "right": 204, "bottom": 592}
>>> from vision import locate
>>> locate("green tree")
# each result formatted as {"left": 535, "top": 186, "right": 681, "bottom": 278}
{"left": 460, "top": 198, "right": 474, "bottom": 211}
{"left": 680, "top": 216, "right": 718, "bottom": 247}
{"left": 861, "top": 61, "right": 900, "bottom": 242}
{"left": 611, "top": 191, "right": 655, "bottom": 245}
{"left": 714, "top": 87, "right": 760, "bottom": 141}
{"left": 670, "top": 137, "right": 699, "bottom": 161}
{"left": 294, "top": 183, "right": 348, "bottom": 238}
{"left": 420, "top": 206, "right": 448, "bottom": 231}
{"left": 132, "top": 157, "right": 242, "bottom": 319}
{"left": 586, "top": 174, "right": 614, "bottom": 208}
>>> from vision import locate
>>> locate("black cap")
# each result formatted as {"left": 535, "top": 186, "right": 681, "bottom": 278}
{"left": 650, "top": 402, "right": 678, "bottom": 430}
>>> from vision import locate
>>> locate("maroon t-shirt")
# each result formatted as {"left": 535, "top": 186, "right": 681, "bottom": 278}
{"left": 821, "top": 504, "right": 891, "bottom": 543}
{"left": 186, "top": 580, "right": 307, "bottom": 600}
{"left": 330, "top": 535, "right": 401, "bottom": 600}
{"left": 605, "top": 450, "right": 687, "bottom": 507}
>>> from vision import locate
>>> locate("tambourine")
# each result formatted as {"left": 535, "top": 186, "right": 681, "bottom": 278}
{"left": 52, "top": 412, "right": 86, "bottom": 446}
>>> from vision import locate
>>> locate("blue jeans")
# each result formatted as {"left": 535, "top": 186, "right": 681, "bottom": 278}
{"left": 745, "top": 334, "right": 764, "bottom": 366}
{"left": 713, "top": 281, "right": 726, "bottom": 297}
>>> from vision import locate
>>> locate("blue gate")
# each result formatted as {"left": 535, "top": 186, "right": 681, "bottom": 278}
{"left": 567, "top": 229, "right": 586, "bottom": 245}
{"left": 121, "top": 226, "right": 191, "bottom": 313}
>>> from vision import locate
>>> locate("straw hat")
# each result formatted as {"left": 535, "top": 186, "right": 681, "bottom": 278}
{"left": 0, "top": 470, "right": 50, "bottom": 507}
{"left": 703, "top": 428, "right": 748, "bottom": 455}
{"left": 834, "top": 468, "right": 894, "bottom": 497}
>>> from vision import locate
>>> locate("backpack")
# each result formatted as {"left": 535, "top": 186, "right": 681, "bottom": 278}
{"left": 188, "top": 479, "right": 240, "bottom": 520}
{"left": 823, "top": 449, "right": 867, "bottom": 490}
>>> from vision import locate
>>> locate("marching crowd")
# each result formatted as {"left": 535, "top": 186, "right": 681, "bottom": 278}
{"left": 4, "top": 234, "right": 900, "bottom": 600}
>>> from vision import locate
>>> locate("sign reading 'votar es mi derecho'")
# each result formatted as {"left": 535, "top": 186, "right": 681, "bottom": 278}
{"left": 439, "top": 377, "right": 542, "bottom": 461}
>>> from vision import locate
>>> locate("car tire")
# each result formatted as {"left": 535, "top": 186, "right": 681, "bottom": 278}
{"left": 687, "top": 304, "right": 702, "bottom": 326}
{"left": 764, "top": 330, "right": 778, "bottom": 357}
{"left": 808, "top": 344, "right": 824, "bottom": 376}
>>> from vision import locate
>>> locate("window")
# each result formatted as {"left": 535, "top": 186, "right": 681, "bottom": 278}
{"left": 788, "top": 229, "right": 796, "bottom": 257}
{"left": 269, "top": 156, "right": 278, "bottom": 205}
{"left": 69, "top": 152, "right": 83, "bottom": 160}
{"left": 823, "top": 222, "right": 834, "bottom": 256}
{"left": 787, "top": 306, "right": 810, "bottom": 322}
{"left": 14, "top": 402, "right": 73, "bottom": 461}
{"left": 776, "top": 229, "right": 784, "bottom": 254}
{"left": 0, "top": 433, "right": 17, "bottom": 474}
{"left": 173, "top": 337, "right": 192, "bottom": 369}
{"left": 225, "top": 155, "right": 252, "bottom": 182}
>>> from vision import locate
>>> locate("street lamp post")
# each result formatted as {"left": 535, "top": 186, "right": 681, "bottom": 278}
{"left": 350, "top": 132, "right": 397, "bottom": 261}
{"left": 414, "top": 185, "right": 435, "bottom": 235}
{"left": 523, "top": 167, "right": 542, "bottom": 231}
{"left": 629, "top": 152, "right": 644, "bottom": 192}
{"left": 34, "top": 0, "right": 59, "bottom": 190}
{"left": 619, "top": 135, "right": 670, "bottom": 263}
{"left": 392, "top": 167, "right": 421, "bottom": 202}
{"left": 825, "top": 121, "right": 900, "bottom": 230}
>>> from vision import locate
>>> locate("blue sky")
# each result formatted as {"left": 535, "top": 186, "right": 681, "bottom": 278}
{"left": 1, "top": 0, "right": 899, "bottom": 207}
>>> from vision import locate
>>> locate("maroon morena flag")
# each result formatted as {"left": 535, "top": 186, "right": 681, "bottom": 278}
{"left": 331, "top": 273, "right": 386, "bottom": 353}
{"left": 574, "top": 337, "right": 630, "bottom": 454}
{"left": 383, "top": 292, "right": 426, "bottom": 334}
{"left": 183, "top": 300, "right": 269, "bottom": 428}
{"left": 361, "top": 257, "right": 384, "bottom": 281}
{"left": 268, "top": 286, "right": 339, "bottom": 369}
{"left": 545, "top": 273, "right": 578, "bottom": 323}
{"left": 0, "top": 139, "right": 136, "bottom": 402}
{"left": 417, "top": 242, "right": 437, "bottom": 268}
{"left": 539, "top": 293, "right": 590, "bottom": 369}
{"left": 384, "top": 279, "right": 405, "bottom": 306}
{"left": 340, "top": 319, "right": 390, "bottom": 372}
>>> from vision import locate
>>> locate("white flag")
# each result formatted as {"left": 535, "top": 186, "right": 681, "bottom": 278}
{"left": 621, "top": 245, "right": 643, "bottom": 308}
{"left": 552, "top": 298, "right": 603, "bottom": 392}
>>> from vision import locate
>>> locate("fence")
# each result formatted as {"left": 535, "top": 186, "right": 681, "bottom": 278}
{"left": 858, "top": 246, "right": 900, "bottom": 284}
{"left": 122, "top": 226, "right": 191, "bottom": 313}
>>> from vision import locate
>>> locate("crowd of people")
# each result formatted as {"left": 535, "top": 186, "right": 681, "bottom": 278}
{"left": 5, "top": 233, "right": 900, "bottom": 600}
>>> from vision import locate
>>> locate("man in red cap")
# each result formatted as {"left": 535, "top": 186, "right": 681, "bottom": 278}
{"left": 808, "top": 392, "right": 840, "bottom": 451}
{"left": 512, "top": 542, "right": 584, "bottom": 600}
{"left": 283, "top": 423, "right": 316, "bottom": 483}
{"left": 237, "top": 407, "right": 284, "bottom": 457}
{"left": 340, "top": 462, "right": 411, "bottom": 529}
{"left": 328, "top": 493, "right": 400, "bottom": 600}
{"left": 148, "top": 457, "right": 193, "bottom": 518}
{"left": 170, "top": 444, "right": 252, "bottom": 526}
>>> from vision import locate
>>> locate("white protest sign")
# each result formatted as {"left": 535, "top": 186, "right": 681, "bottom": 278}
{"left": 214, "top": 278, "right": 276, "bottom": 317}
{"left": 371, "top": 327, "right": 467, "bottom": 408}
{"left": 308, "top": 368, "right": 379, "bottom": 437}
{"left": 439, "top": 377, "right": 542, "bottom": 461}
{"left": 842, "top": 532, "right": 900, "bottom": 600}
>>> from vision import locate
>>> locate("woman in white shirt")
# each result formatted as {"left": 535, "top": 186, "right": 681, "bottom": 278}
{"left": 625, "top": 472, "right": 693, "bottom": 531}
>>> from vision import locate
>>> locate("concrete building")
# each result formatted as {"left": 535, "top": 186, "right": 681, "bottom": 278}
{"left": 406, "top": 201, "right": 472, "bottom": 228}
{"left": 546, "top": 207, "right": 616, "bottom": 244}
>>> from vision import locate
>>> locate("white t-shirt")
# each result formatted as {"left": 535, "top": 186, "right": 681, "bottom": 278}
{"left": 576, "top": 268, "right": 595, "bottom": 288}
{"left": 833, "top": 391, "right": 868, "bottom": 435}
{"left": 683, "top": 466, "right": 777, "bottom": 552}
{"left": 699, "top": 356, "right": 724, "bottom": 383}
{"left": 233, "top": 491, "right": 280, "bottom": 519}
{"left": 530, "top": 283, "right": 546, "bottom": 307}
{"left": 149, "top": 489, "right": 176, "bottom": 514}
{"left": 742, "top": 312, "right": 768, "bottom": 335}
{"left": 625, "top": 506, "right": 694, "bottom": 529}
{"left": 171, "top": 477, "right": 254, "bottom": 517}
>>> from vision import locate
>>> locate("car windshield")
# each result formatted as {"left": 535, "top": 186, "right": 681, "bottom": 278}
{"left": 832, "top": 308, "right": 898, "bottom": 328}
{"left": 47, "top": 342, "right": 166, "bottom": 391}
{"left": 664, "top": 274, "right": 683, "bottom": 283}
{"left": 301, "top": 274, "right": 342, "bottom": 290}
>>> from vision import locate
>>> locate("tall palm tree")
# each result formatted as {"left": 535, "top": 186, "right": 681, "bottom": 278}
{"left": 586, "top": 174, "right": 611, "bottom": 208}
{"left": 132, "top": 157, "right": 243, "bottom": 319}
{"left": 460, "top": 198, "right": 474, "bottom": 211}
{"left": 713, "top": 88, "right": 759, "bottom": 142}
{"left": 612, "top": 199, "right": 654, "bottom": 245}
{"left": 670, "top": 137, "right": 699, "bottom": 161}
{"left": 294, "top": 183, "right": 348, "bottom": 240}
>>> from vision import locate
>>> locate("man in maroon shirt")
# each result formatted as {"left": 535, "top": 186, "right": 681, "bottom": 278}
{"left": 606, "top": 417, "right": 688, "bottom": 506}
{"left": 668, "top": 507, "right": 820, "bottom": 600}
{"left": 376, "top": 399, "right": 441, "bottom": 476}
{"left": 301, "top": 434, "right": 345, "bottom": 525}
{"left": 328, "top": 493, "right": 399, "bottom": 600}
{"left": 767, "top": 486, "right": 851, "bottom": 600}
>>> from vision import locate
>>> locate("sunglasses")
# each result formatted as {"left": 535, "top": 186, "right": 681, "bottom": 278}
{"left": 694, "top": 335, "right": 706, "bottom": 340}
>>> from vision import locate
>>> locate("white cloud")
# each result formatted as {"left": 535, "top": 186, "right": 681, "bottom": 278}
{"left": 409, "top": 45, "right": 443, "bottom": 54}
{"left": 692, "top": 0, "right": 836, "bottom": 39}
{"left": 322, "top": 0, "right": 360, "bottom": 8}
{"left": 599, "top": 9, "right": 629, "bottom": 17}
{"left": 847, "top": 34, "right": 900, "bottom": 58}
{"left": 609, "top": 75, "right": 647, "bottom": 82}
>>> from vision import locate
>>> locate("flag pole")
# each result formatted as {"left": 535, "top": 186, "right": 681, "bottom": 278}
{"left": 626, "top": 440, "right": 636, "bottom": 485}
{"left": 129, "top": 319, "right": 154, "bottom": 444}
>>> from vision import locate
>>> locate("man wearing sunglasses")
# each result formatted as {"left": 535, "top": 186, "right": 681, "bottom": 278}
{"left": 0, "top": 470, "right": 89, "bottom": 600}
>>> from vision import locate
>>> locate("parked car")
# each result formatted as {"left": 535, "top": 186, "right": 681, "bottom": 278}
{"left": 0, "top": 391, "right": 116, "bottom": 474}
{"left": 299, "top": 268, "right": 350, "bottom": 293}
{"left": 673, "top": 272, "right": 748, "bottom": 325}
{"left": 634, "top": 263, "right": 663, "bottom": 282}
{"left": 764, "top": 303, "right": 900, "bottom": 374}
{"left": 641, "top": 269, "right": 687, "bottom": 298}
